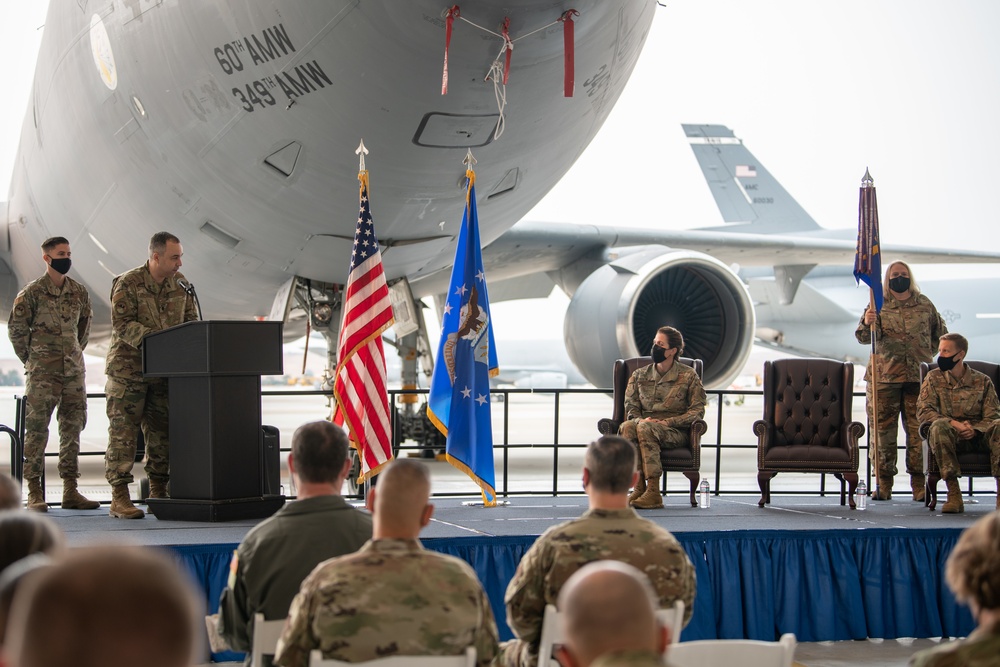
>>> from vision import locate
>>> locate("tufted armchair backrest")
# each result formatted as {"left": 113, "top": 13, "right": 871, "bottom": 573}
{"left": 761, "top": 358, "right": 854, "bottom": 449}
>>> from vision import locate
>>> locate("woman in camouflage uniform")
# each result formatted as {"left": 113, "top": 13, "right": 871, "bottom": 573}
{"left": 856, "top": 261, "right": 947, "bottom": 501}
{"left": 619, "top": 326, "right": 707, "bottom": 510}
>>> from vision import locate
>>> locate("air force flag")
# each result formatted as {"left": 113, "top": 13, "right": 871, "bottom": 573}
{"left": 427, "top": 169, "right": 498, "bottom": 506}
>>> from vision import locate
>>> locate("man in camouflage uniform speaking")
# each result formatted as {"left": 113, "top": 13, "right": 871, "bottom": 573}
{"left": 275, "top": 458, "right": 499, "bottom": 667}
{"left": 916, "top": 332, "right": 1000, "bottom": 514}
{"left": 7, "top": 236, "right": 98, "bottom": 512}
{"left": 499, "top": 436, "right": 696, "bottom": 667}
{"left": 104, "top": 232, "right": 198, "bottom": 519}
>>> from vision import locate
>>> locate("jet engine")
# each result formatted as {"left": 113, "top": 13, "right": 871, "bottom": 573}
{"left": 563, "top": 246, "right": 755, "bottom": 389}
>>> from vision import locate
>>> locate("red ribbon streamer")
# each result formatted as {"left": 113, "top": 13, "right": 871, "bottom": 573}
{"left": 560, "top": 10, "right": 578, "bottom": 97}
{"left": 442, "top": 5, "right": 460, "bottom": 95}
{"left": 501, "top": 17, "right": 512, "bottom": 85}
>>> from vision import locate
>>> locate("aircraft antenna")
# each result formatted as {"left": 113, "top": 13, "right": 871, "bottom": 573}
{"left": 356, "top": 139, "right": 369, "bottom": 171}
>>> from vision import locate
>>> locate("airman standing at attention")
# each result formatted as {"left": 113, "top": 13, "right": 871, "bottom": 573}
{"left": 104, "top": 232, "right": 198, "bottom": 519}
{"left": 7, "top": 236, "right": 97, "bottom": 512}
{"left": 857, "top": 261, "right": 947, "bottom": 501}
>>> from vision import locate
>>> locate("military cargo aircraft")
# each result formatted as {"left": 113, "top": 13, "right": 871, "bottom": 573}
{"left": 2, "top": 3, "right": 997, "bottom": 411}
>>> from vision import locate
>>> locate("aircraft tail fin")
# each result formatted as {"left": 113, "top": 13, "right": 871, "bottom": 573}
{"left": 683, "top": 124, "right": 821, "bottom": 234}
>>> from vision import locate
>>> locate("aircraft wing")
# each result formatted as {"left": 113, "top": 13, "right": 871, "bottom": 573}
{"left": 420, "top": 221, "right": 1000, "bottom": 298}
{"left": 508, "top": 221, "right": 1000, "bottom": 266}
{"left": 414, "top": 217, "right": 1000, "bottom": 392}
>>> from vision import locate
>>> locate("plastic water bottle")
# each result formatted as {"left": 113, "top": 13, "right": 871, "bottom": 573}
{"left": 855, "top": 479, "right": 868, "bottom": 510}
{"left": 698, "top": 479, "right": 710, "bottom": 508}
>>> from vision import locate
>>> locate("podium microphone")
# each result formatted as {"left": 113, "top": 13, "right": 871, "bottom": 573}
{"left": 177, "top": 279, "right": 203, "bottom": 321}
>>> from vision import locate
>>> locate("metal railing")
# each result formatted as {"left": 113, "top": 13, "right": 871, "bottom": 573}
{"left": 6, "top": 385, "right": 988, "bottom": 500}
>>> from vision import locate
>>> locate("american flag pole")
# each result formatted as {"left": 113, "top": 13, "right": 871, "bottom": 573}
{"left": 332, "top": 140, "right": 395, "bottom": 492}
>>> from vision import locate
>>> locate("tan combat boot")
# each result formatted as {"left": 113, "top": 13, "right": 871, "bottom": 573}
{"left": 910, "top": 474, "right": 926, "bottom": 503}
{"left": 941, "top": 478, "right": 964, "bottom": 514}
{"left": 109, "top": 484, "right": 145, "bottom": 519}
{"left": 631, "top": 476, "right": 663, "bottom": 509}
{"left": 627, "top": 475, "right": 647, "bottom": 504}
{"left": 61, "top": 477, "right": 100, "bottom": 510}
{"left": 148, "top": 478, "right": 169, "bottom": 499}
{"left": 25, "top": 478, "right": 47, "bottom": 512}
{"left": 872, "top": 477, "right": 893, "bottom": 501}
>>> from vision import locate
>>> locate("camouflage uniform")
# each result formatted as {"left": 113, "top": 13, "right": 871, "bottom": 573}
{"left": 217, "top": 496, "right": 372, "bottom": 665}
{"left": 274, "top": 538, "right": 499, "bottom": 667}
{"left": 856, "top": 293, "right": 946, "bottom": 479}
{"left": 618, "top": 363, "right": 706, "bottom": 478}
{"left": 499, "top": 508, "right": 696, "bottom": 667}
{"left": 7, "top": 273, "right": 92, "bottom": 480}
{"left": 104, "top": 263, "right": 198, "bottom": 486}
{"left": 916, "top": 366, "right": 1000, "bottom": 480}
{"left": 908, "top": 619, "right": 1000, "bottom": 667}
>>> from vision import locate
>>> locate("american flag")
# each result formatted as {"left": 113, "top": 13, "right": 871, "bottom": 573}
{"left": 333, "top": 171, "right": 395, "bottom": 483}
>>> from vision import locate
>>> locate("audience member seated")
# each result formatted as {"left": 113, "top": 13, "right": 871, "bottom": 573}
{"left": 499, "top": 436, "right": 696, "bottom": 667}
{"left": 917, "top": 332, "right": 1000, "bottom": 513}
{"left": 0, "top": 475, "right": 18, "bottom": 511}
{"left": 215, "top": 421, "right": 372, "bottom": 662}
{"left": 0, "top": 511, "right": 64, "bottom": 573}
{"left": 274, "top": 459, "right": 499, "bottom": 667}
{"left": 909, "top": 510, "right": 1000, "bottom": 667}
{"left": 3, "top": 545, "right": 202, "bottom": 667}
{"left": 556, "top": 560, "right": 673, "bottom": 667}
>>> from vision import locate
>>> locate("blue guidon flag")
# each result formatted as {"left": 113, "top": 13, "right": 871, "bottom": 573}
{"left": 427, "top": 168, "right": 499, "bottom": 506}
{"left": 854, "top": 168, "right": 883, "bottom": 312}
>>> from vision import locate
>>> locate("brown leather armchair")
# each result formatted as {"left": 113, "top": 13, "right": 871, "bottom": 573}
{"left": 918, "top": 360, "right": 998, "bottom": 510}
{"left": 597, "top": 356, "right": 708, "bottom": 506}
{"left": 754, "top": 358, "right": 863, "bottom": 508}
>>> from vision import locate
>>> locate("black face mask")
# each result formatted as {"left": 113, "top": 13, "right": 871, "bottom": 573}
{"left": 888, "top": 276, "right": 911, "bottom": 293}
{"left": 49, "top": 258, "right": 71, "bottom": 275}
{"left": 650, "top": 344, "right": 668, "bottom": 364}
{"left": 937, "top": 353, "right": 961, "bottom": 372}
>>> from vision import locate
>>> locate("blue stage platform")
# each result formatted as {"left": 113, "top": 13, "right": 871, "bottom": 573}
{"left": 48, "top": 493, "right": 988, "bottom": 662}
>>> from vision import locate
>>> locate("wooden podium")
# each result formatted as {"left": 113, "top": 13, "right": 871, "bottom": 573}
{"left": 142, "top": 320, "right": 286, "bottom": 521}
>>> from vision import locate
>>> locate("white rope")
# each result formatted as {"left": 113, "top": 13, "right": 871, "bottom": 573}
{"left": 457, "top": 14, "right": 561, "bottom": 42}
{"left": 486, "top": 54, "right": 507, "bottom": 141}
{"left": 511, "top": 18, "right": 561, "bottom": 42}
{"left": 455, "top": 11, "right": 567, "bottom": 142}
{"left": 457, "top": 15, "right": 503, "bottom": 39}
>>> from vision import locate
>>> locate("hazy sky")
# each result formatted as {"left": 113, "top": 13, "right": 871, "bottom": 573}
{"left": 2, "top": 2, "right": 998, "bottom": 345}
{"left": 513, "top": 0, "right": 1000, "bottom": 337}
